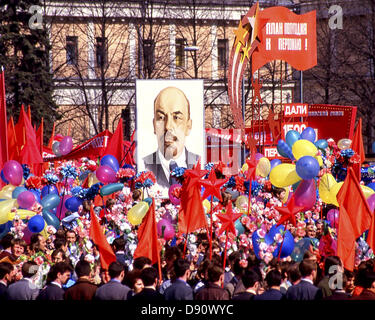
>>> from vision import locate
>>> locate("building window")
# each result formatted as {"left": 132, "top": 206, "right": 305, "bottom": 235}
{"left": 66, "top": 36, "right": 78, "bottom": 65}
{"left": 175, "top": 38, "right": 185, "bottom": 67}
{"left": 143, "top": 39, "right": 155, "bottom": 74}
{"left": 96, "top": 37, "right": 108, "bottom": 68}
{"left": 218, "top": 39, "right": 228, "bottom": 68}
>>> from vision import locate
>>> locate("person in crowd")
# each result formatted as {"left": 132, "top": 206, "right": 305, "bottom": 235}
{"left": 95, "top": 261, "right": 131, "bottom": 300}
{"left": 6, "top": 261, "right": 39, "bottom": 300}
{"left": 123, "top": 269, "right": 144, "bottom": 298}
{"left": 112, "top": 237, "right": 127, "bottom": 267}
{"left": 195, "top": 264, "right": 229, "bottom": 300}
{"left": 51, "top": 248, "right": 68, "bottom": 264}
{"left": 160, "top": 246, "right": 182, "bottom": 294}
{"left": 225, "top": 258, "right": 246, "bottom": 298}
{"left": 0, "top": 238, "right": 26, "bottom": 264}
{"left": 64, "top": 260, "right": 97, "bottom": 300}
{"left": 223, "top": 251, "right": 240, "bottom": 286}
{"left": 232, "top": 268, "right": 260, "bottom": 300}
{"left": 344, "top": 269, "right": 355, "bottom": 296}
{"left": 164, "top": 258, "right": 193, "bottom": 300}
{"left": 0, "top": 234, "right": 14, "bottom": 260}
{"left": 192, "top": 258, "right": 211, "bottom": 295}
{"left": 317, "top": 255, "right": 343, "bottom": 298}
{"left": 29, "top": 233, "right": 47, "bottom": 254}
{"left": 285, "top": 259, "right": 322, "bottom": 300}
{"left": 254, "top": 269, "right": 284, "bottom": 300}
{"left": 37, "top": 262, "right": 73, "bottom": 300}
{"left": 351, "top": 270, "right": 375, "bottom": 300}
{"left": 323, "top": 272, "right": 351, "bottom": 300}
{"left": 132, "top": 256, "right": 152, "bottom": 271}
{"left": 129, "top": 267, "right": 165, "bottom": 301}
{"left": 0, "top": 262, "right": 15, "bottom": 300}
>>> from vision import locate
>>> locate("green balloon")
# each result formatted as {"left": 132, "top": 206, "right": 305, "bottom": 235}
{"left": 42, "top": 209, "right": 60, "bottom": 230}
{"left": 41, "top": 194, "right": 61, "bottom": 210}
{"left": 100, "top": 183, "right": 124, "bottom": 196}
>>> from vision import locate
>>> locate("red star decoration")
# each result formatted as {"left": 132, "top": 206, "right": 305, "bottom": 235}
{"left": 245, "top": 154, "right": 257, "bottom": 181}
{"left": 251, "top": 77, "right": 263, "bottom": 105}
{"left": 246, "top": 133, "right": 258, "bottom": 155}
{"left": 184, "top": 158, "right": 209, "bottom": 189}
{"left": 216, "top": 201, "right": 242, "bottom": 236}
{"left": 200, "top": 169, "right": 228, "bottom": 202}
{"left": 276, "top": 195, "right": 304, "bottom": 227}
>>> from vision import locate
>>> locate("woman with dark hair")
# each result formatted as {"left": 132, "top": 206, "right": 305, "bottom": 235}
{"left": 123, "top": 269, "right": 144, "bottom": 298}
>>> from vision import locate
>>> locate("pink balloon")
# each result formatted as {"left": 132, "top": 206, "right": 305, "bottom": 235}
{"left": 96, "top": 165, "right": 117, "bottom": 184}
{"left": 3, "top": 160, "right": 23, "bottom": 186}
{"left": 295, "top": 179, "right": 316, "bottom": 211}
{"left": 17, "top": 191, "right": 36, "bottom": 209}
{"left": 327, "top": 209, "right": 339, "bottom": 229}
{"left": 157, "top": 219, "right": 175, "bottom": 240}
{"left": 367, "top": 194, "right": 375, "bottom": 212}
{"left": 168, "top": 184, "right": 181, "bottom": 205}
{"left": 59, "top": 136, "right": 73, "bottom": 155}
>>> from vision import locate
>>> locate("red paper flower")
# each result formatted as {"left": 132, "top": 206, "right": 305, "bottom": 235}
{"left": 25, "top": 176, "right": 42, "bottom": 190}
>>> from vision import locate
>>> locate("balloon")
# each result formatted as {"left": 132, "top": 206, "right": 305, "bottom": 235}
{"left": 319, "top": 174, "right": 338, "bottom": 204}
{"left": 361, "top": 185, "right": 375, "bottom": 199}
{"left": 127, "top": 201, "right": 149, "bottom": 226}
{"left": 22, "top": 227, "right": 33, "bottom": 244}
{"left": 315, "top": 155, "right": 323, "bottom": 167}
{"left": 88, "top": 173, "right": 100, "bottom": 188}
{"left": 65, "top": 196, "right": 83, "bottom": 212}
{"left": 0, "top": 221, "right": 11, "bottom": 239}
{"left": 95, "top": 165, "right": 117, "bottom": 184}
{"left": 270, "top": 159, "right": 282, "bottom": 171}
{"left": 256, "top": 157, "right": 271, "bottom": 177}
{"left": 368, "top": 194, "right": 375, "bottom": 212}
{"left": 294, "top": 179, "right": 316, "bottom": 211}
{"left": 367, "top": 182, "right": 375, "bottom": 192}
{"left": 169, "top": 184, "right": 181, "bottom": 205}
{"left": 292, "top": 139, "right": 318, "bottom": 160}
{"left": 12, "top": 186, "right": 27, "bottom": 199}
{"left": 265, "top": 224, "right": 295, "bottom": 258}
{"left": 315, "top": 139, "right": 328, "bottom": 151}
{"left": 235, "top": 195, "right": 248, "bottom": 213}
{"left": 202, "top": 199, "right": 211, "bottom": 213}
{"left": 269, "top": 163, "right": 301, "bottom": 188}
{"left": 300, "top": 127, "right": 316, "bottom": 143}
{"left": 0, "top": 184, "right": 16, "bottom": 200}
{"left": 143, "top": 198, "right": 153, "bottom": 206}
{"left": 28, "top": 215, "right": 45, "bottom": 233}
{"left": 8, "top": 209, "right": 36, "bottom": 221}
{"left": 41, "top": 193, "right": 61, "bottom": 211}
{"left": 52, "top": 141, "right": 61, "bottom": 157}
{"left": 235, "top": 219, "right": 245, "bottom": 235}
{"left": 100, "top": 183, "right": 124, "bottom": 196}
{"left": 295, "top": 156, "right": 320, "bottom": 180}
{"left": 42, "top": 209, "right": 61, "bottom": 230}
{"left": 41, "top": 185, "right": 59, "bottom": 198}
{"left": 0, "top": 199, "right": 19, "bottom": 224}
{"left": 291, "top": 238, "right": 312, "bottom": 262}
{"left": 327, "top": 209, "right": 339, "bottom": 229}
{"left": 157, "top": 219, "right": 175, "bottom": 240}
{"left": 17, "top": 191, "right": 36, "bottom": 209}
{"left": 255, "top": 153, "right": 264, "bottom": 162}
{"left": 100, "top": 155, "right": 120, "bottom": 173}
{"left": 277, "top": 140, "right": 295, "bottom": 160}
{"left": 59, "top": 136, "right": 73, "bottom": 155}
{"left": 0, "top": 170, "right": 9, "bottom": 184}
{"left": 285, "top": 130, "right": 300, "bottom": 148}
{"left": 337, "top": 138, "right": 352, "bottom": 150}
{"left": 3, "top": 160, "right": 23, "bottom": 186}
{"left": 251, "top": 230, "right": 261, "bottom": 258}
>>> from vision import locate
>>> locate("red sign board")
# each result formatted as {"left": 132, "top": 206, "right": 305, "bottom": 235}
{"left": 283, "top": 103, "right": 309, "bottom": 117}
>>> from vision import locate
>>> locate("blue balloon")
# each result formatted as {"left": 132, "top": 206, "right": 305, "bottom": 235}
{"left": 265, "top": 224, "right": 295, "bottom": 258}
{"left": 65, "top": 196, "right": 83, "bottom": 212}
{"left": 367, "top": 182, "right": 375, "bottom": 192}
{"left": 41, "top": 185, "right": 59, "bottom": 198}
{"left": 290, "top": 238, "right": 311, "bottom": 262}
{"left": 28, "top": 215, "right": 45, "bottom": 233}
{"left": 42, "top": 209, "right": 61, "bottom": 229}
{"left": 143, "top": 197, "right": 153, "bottom": 206}
{"left": 30, "top": 189, "right": 41, "bottom": 204}
{"left": 0, "top": 170, "right": 9, "bottom": 184}
{"left": 300, "top": 127, "right": 316, "bottom": 143}
{"left": 235, "top": 219, "right": 245, "bottom": 235}
{"left": 270, "top": 159, "right": 282, "bottom": 171}
{"left": 12, "top": 186, "right": 28, "bottom": 199}
{"left": 0, "top": 221, "right": 11, "bottom": 239}
{"left": 100, "top": 155, "right": 120, "bottom": 173}
{"left": 251, "top": 230, "right": 261, "bottom": 259}
{"left": 296, "top": 156, "right": 320, "bottom": 180}
{"left": 285, "top": 130, "right": 300, "bottom": 148}
{"left": 315, "top": 139, "right": 328, "bottom": 150}
{"left": 277, "top": 140, "right": 295, "bottom": 160}
{"left": 41, "top": 193, "right": 61, "bottom": 210}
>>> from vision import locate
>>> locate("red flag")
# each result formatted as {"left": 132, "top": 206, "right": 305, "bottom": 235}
{"left": 48, "top": 122, "right": 55, "bottom": 149}
{"left": 133, "top": 199, "right": 161, "bottom": 265}
{"left": 0, "top": 68, "right": 9, "bottom": 168}
{"left": 36, "top": 118, "right": 44, "bottom": 153}
{"left": 14, "top": 105, "right": 26, "bottom": 150}
{"left": 27, "top": 105, "right": 32, "bottom": 122}
{"left": 336, "top": 167, "right": 372, "bottom": 271}
{"left": 89, "top": 206, "right": 117, "bottom": 270}
{"left": 100, "top": 119, "right": 124, "bottom": 165}
{"left": 351, "top": 118, "right": 365, "bottom": 182}
{"left": 7, "top": 117, "right": 19, "bottom": 160}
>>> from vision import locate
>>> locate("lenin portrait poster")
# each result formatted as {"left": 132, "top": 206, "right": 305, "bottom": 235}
{"left": 135, "top": 79, "right": 205, "bottom": 198}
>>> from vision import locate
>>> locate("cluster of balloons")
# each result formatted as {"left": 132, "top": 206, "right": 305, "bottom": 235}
{"left": 52, "top": 136, "right": 74, "bottom": 157}
{"left": 96, "top": 155, "right": 120, "bottom": 184}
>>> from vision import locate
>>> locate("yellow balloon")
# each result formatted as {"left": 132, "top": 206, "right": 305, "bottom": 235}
{"left": 8, "top": 209, "right": 36, "bottom": 221}
{"left": 127, "top": 212, "right": 143, "bottom": 226}
{"left": 337, "top": 138, "right": 352, "bottom": 150}
{"left": 127, "top": 201, "right": 149, "bottom": 225}
{"left": 40, "top": 221, "right": 49, "bottom": 239}
{"left": 318, "top": 173, "right": 338, "bottom": 204}
{"left": 315, "top": 156, "right": 323, "bottom": 167}
{"left": 0, "top": 199, "right": 19, "bottom": 224}
{"left": 292, "top": 139, "right": 318, "bottom": 160}
{"left": 241, "top": 163, "right": 248, "bottom": 173}
{"left": 269, "top": 163, "right": 301, "bottom": 188}
{"left": 361, "top": 185, "right": 375, "bottom": 199}
{"left": 202, "top": 199, "right": 211, "bottom": 213}
{"left": 235, "top": 195, "right": 249, "bottom": 213}
{"left": 0, "top": 184, "right": 16, "bottom": 200}
{"left": 256, "top": 157, "right": 271, "bottom": 177}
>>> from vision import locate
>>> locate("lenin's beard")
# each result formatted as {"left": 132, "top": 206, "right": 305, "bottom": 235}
{"left": 161, "top": 131, "right": 179, "bottom": 161}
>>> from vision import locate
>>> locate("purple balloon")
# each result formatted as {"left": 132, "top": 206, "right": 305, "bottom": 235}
{"left": 294, "top": 179, "right": 316, "bottom": 211}
{"left": 56, "top": 195, "right": 71, "bottom": 220}
{"left": 59, "top": 136, "right": 73, "bottom": 156}
{"left": 168, "top": 184, "right": 181, "bottom": 205}
{"left": 367, "top": 194, "right": 375, "bottom": 212}
{"left": 17, "top": 191, "right": 36, "bottom": 209}
{"left": 3, "top": 160, "right": 23, "bottom": 186}
{"left": 327, "top": 209, "right": 339, "bottom": 229}
{"left": 157, "top": 219, "right": 175, "bottom": 240}
{"left": 96, "top": 165, "right": 117, "bottom": 184}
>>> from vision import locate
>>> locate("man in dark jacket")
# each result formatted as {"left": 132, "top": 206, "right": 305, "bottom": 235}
{"left": 286, "top": 259, "right": 323, "bottom": 300}
{"left": 64, "top": 260, "right": 97, "bottom": 300}
{"left": 37, "top": 262, "right": 73, "bottom": 300}
{"left": 0, "top": 262, "right": 14, "bottom": 300}
{"left": 164, "top": 258, "right": 193, "bottom": 300}
{"left": 254, "top": 269, "right": 284, "bottom": 300}
{"left": 232, "top": 268, "right": 260, "bottom": 300}
{"left": 95, "top": 261, "right": 131, "bottom": 300}
{"left": 129, "top": 267, "right": 165, "bottom": 301}
{"left": 6, "top": 261, "right": 39, "bottom": 300}
{"left": 195, "top": 264, "right": 229, "bottom": 300}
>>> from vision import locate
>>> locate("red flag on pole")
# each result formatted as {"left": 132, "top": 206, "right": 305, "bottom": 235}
{"left": 48, "top": 122, "right": 56, "bottom": 149}
{"left": 336, "top": 167, "right": 372, "bottom": 271}
{"left": 89, "top": 206, "right": 117, "bottom": 270}
{"left": 100, "top": 119, "right": 124, "bottom": 164}
{"left": 133, "top": 199, "right": 161, "bottom": 266}
{"left": 14, "top": 105, "right": 26, "bottom": 149}
{"left": 0, "top": 67, "right": 9, "bottom": 169}
{"left": 36, "top": 118, "right": 44, "bottom": 153}
{"left": 351, "top": 118, "right": 365, "bottom": 182}
{"left": 7, "top": 117, "right": 19, "bottom": 160}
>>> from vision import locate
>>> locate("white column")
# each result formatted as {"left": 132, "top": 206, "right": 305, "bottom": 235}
{"left": 87, "top": 21, "right": 96, "bottom": 79}
{"left": 129, "top": 22, "right": 136, "bottom": 79}
{"left": 211, "top": 24, "right": 218, "bottom": 80}
{"left": 169, "top": 23, "right": 176, "bottom": 79}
